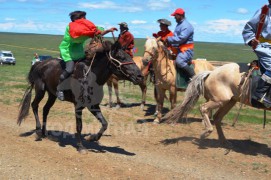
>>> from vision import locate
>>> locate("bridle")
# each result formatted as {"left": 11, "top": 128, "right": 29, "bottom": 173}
{"left": 108, "top": 50, "right": 135, "bottom": 77}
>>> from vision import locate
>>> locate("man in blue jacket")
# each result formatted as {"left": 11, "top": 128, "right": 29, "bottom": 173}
{"left": 166, "top": 8, "right": 195, "bottom": 81}
{"left": 242, "top": 0, "right": 271, "bottom": 107}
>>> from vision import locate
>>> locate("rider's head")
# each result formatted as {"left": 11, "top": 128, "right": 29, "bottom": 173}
{"left": 69, "top": 11, "right": 86, "bottom": 22}
{"left": 171, "top": 8, "right": 185, "bottom": 23}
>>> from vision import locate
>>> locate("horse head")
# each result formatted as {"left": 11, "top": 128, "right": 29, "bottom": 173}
{"left": 142, "top": 37, "right": 166, "bottom": 65}
{"left": 108, "top": 41, "right": 143, "bottom": 85}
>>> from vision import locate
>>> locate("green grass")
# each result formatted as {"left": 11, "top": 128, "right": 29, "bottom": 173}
{"left": 0, "top": 32, "right": 269, "bottom": 125}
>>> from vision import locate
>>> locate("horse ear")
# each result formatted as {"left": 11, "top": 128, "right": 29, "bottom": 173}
{"left": 102, "top": 40, "right": 113, "bottom": 51}
{"left": 156, "top": 36, "right": 161, "bottom": 42}
{"left": 111, "top": 41, "right": 121, "bottom": 51}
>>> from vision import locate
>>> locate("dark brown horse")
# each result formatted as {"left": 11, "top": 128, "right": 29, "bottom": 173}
{"left": 17, "top": 40, "right": 143, "bottom": 153}
{"left": 106, "top": 56, "right": 151, "bottom": 109}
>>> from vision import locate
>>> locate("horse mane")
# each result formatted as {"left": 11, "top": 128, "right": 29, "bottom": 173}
{"left": 146, "top": 37, "right": 170, "bottom": 59}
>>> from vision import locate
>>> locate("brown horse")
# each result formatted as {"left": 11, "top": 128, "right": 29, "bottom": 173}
{"left": 162, "top": 63, "right": 265, "bottom": 148}
{"left": 142, "top": 37, "right": 215, "bottom": 123}
{"left": 106, "top": 56, "right": 150, "bottom": 109}
{"left": 17, "top": 40, "right": 143, "bottom": 153}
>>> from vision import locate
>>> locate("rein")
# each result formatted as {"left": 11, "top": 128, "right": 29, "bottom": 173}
{"left": 107, "top": 50, "right": 135, "bottom": 77}
{"left": 147, "top": 41, "right": 172, "bottom": 78}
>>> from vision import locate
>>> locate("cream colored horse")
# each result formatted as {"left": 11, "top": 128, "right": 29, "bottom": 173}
{"left": 163, "top": 63, "right": 248, "bottom": 146}
{"left": 143, "top": 37, "right": 215, "bottom": 123}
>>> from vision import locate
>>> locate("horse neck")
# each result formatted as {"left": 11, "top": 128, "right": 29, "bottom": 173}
{"left": 91, "top": 53, "right": 112, "bottom": 85}
{"left": 153, "top": 47, "right": 175, "bottom": 78}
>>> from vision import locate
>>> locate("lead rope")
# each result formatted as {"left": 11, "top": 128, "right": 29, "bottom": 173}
{"left": 232, "top": 67, "right": 255, "bottom": 127}
{"left": 83, "top": 53, "right": 96, "bottom": 80}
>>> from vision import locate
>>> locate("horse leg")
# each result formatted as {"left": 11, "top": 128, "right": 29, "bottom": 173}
{"left": 154, "top": 87, "right": 165, "bottom": 123}
{"left": 139, "top": 79, "right": 147, "bottom": 110}
{"left": 169, "top": 86, "right": 177, "bottom": 110}
{"left": 153, "top": 85, "right": 159, "bottom": 116}
{"left": 42, "top": 92, "right": 56, "bottom": 137}
{"left": 113, "top": 80, "right": 121, "bottom": 109}
{"left": 74, "top": 106, "right": 87, "bottom": 154}
{"left": 213, "top": 99, "right": 237, "bottom": 147}
{"left": 200, "top": 100, "right": 223, "bottom": 139}
{"left": 106, "top": 80, "right": 113, "bottom": 108}
{"left": 31, "top": 86, "right": 46, "bottom": 140}
{"left": 86, "top": 104, "right": 108, "bottom": 142}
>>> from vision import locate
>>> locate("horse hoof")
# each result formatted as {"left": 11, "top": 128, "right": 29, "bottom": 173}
{"left": 78, "top": 148, "right": 88, "bottom": 154}
{"left": 140, "top": 104, "right": 144, "bottom": 110}
{"left": 153, "top": 118, "right": 160, "bottom": 124}
{"left": 34, "top": 134, "right": 43, "bottom": 141}
{"left": 115, "top": 104, "right": 121, "bottom": 109}
{"left": 200, "top": 130, "right": 212, "bottom": 139}
{"left": 86, "top": 134, "right": 98, "bottom": 142}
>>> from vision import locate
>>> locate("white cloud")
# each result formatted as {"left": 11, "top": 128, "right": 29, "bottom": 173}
{"left": 199, "top": 19, "right": 247, "bottom": 36}
{"left": 236, "top": 8, "right": 248, "bottom": 14}
{"left": 78, "top": 1, "right": 143, "bottom": 12}
{"left": 0, "top": 21, "right": 66, "bottom": 34}
{"left": 131, "top": 20, "right": 147, "bottom": 24}
{"left": 4, "top": 18, "right": 16, "bottom": 21}
{"left": 147, "top": 0, "right": 172, "bottom": 10}
{"left": 0, "top": 22, "right": 14, "bottom": 30}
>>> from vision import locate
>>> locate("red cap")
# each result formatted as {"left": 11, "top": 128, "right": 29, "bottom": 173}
{"left": 171, "top": 8, "right": 185, "bottom": 16}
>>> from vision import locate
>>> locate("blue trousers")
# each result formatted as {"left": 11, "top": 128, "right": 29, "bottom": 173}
{"left": 175, "top": 49, "right": 194, "bottom": 68}
{"left": 254, "top": 42, "right": 271, "bottom": 77}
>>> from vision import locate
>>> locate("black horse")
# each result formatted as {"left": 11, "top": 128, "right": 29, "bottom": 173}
{"left": 17, "top": 40, "right": 143, "bottom": 153}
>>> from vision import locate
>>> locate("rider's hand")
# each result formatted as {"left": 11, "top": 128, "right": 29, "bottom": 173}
{"left": 95, "top": 30, "right": 102, "bottom": 35}
{"left": 152, "top": 33, "right": 158, "bottom": 38}
{"left": 164, "top": 38, "right": 170, "bottom": 47}
{"left": 249, "top": 38, "right": 260, "bottom": 47}
{"left": 109, "top": 27, "right": 118, "bottom": 32}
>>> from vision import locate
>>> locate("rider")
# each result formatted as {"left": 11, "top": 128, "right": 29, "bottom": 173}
{"left": 117, "top": 22, "right": 134, "bottom": 58}
{"left": 242, "top": 0, "right": 271, "bottom": 107}
{"left": 153, "top": 19, "right": 173, "bottom": 41}
{"left": 32, "top": 53, "right": 40, "bottom": 65}
{"left": 149, "top": 19, "right": 174, "bottom": 81}
{"left": 153, "top": 19, "right": 175, "bottom": 57}
{"left": 57, "top": 10, "right": 117, "bottom": 101}
{"left": 165, "top": 8, "right": 195, "bottom": 81}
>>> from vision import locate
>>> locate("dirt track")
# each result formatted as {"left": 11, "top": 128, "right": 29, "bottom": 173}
{"left": 0, "top": 100, "right": 271, "bottom": 179}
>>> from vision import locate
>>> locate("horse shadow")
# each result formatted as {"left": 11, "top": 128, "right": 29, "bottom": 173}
{"left": 160, "top": 136, "right": 271, "bottom": 157}
{"left": 19, "top": 130, "right": 136, "bottom": 156}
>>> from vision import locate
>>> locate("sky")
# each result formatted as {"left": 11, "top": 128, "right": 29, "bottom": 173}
{"left": 0, "top": 0, "right": 269, "bottom": 43}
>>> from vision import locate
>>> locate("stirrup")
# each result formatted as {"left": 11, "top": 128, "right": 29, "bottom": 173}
{"left": 56, "top": 91, "right": 64, "bottom": 101}
{"left": 253, "top": 94, "right": 271, "bottom": 108}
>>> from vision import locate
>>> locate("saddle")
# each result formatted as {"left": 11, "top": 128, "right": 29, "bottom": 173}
{"left": 239, "top": 60, "right": 271, "bottom": 109}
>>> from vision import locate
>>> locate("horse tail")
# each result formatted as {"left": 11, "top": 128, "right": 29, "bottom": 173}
{"left": 162, "top": 71, "right": 211, "bottom": 123}
{"left": 17, "top": 65, "right": 36, "bottom": 125}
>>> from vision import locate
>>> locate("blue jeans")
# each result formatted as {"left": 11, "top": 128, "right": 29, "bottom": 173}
{"left": 175, "top": 49, "right": 194, "bottom": 68}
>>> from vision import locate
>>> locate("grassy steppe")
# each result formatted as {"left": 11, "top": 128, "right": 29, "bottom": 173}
{"left": 0, "top": 32, "right": 268, "bottom": 125}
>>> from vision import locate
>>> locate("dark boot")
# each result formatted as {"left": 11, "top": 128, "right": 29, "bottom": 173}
{"left": 180, "top": 65, "right": 195, "bottom": 81}
{"left": 252, "top": 78, "right": 271, "bottom": 107}
{"left": 56, "top": 70, "right": 70, "bottom": 101}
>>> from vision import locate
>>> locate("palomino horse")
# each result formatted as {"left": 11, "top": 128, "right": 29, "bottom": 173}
{"left": 142, "top": 37, "right": 215, "bottom": 123}
{"left": 162, "top": 63, "right": 256, "bottom": 147}
{"left": 17, "top": 40, "right": 143, "bottom": 153}
{"left": 106, "top": 56, "right": 150, "bottom": 109}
